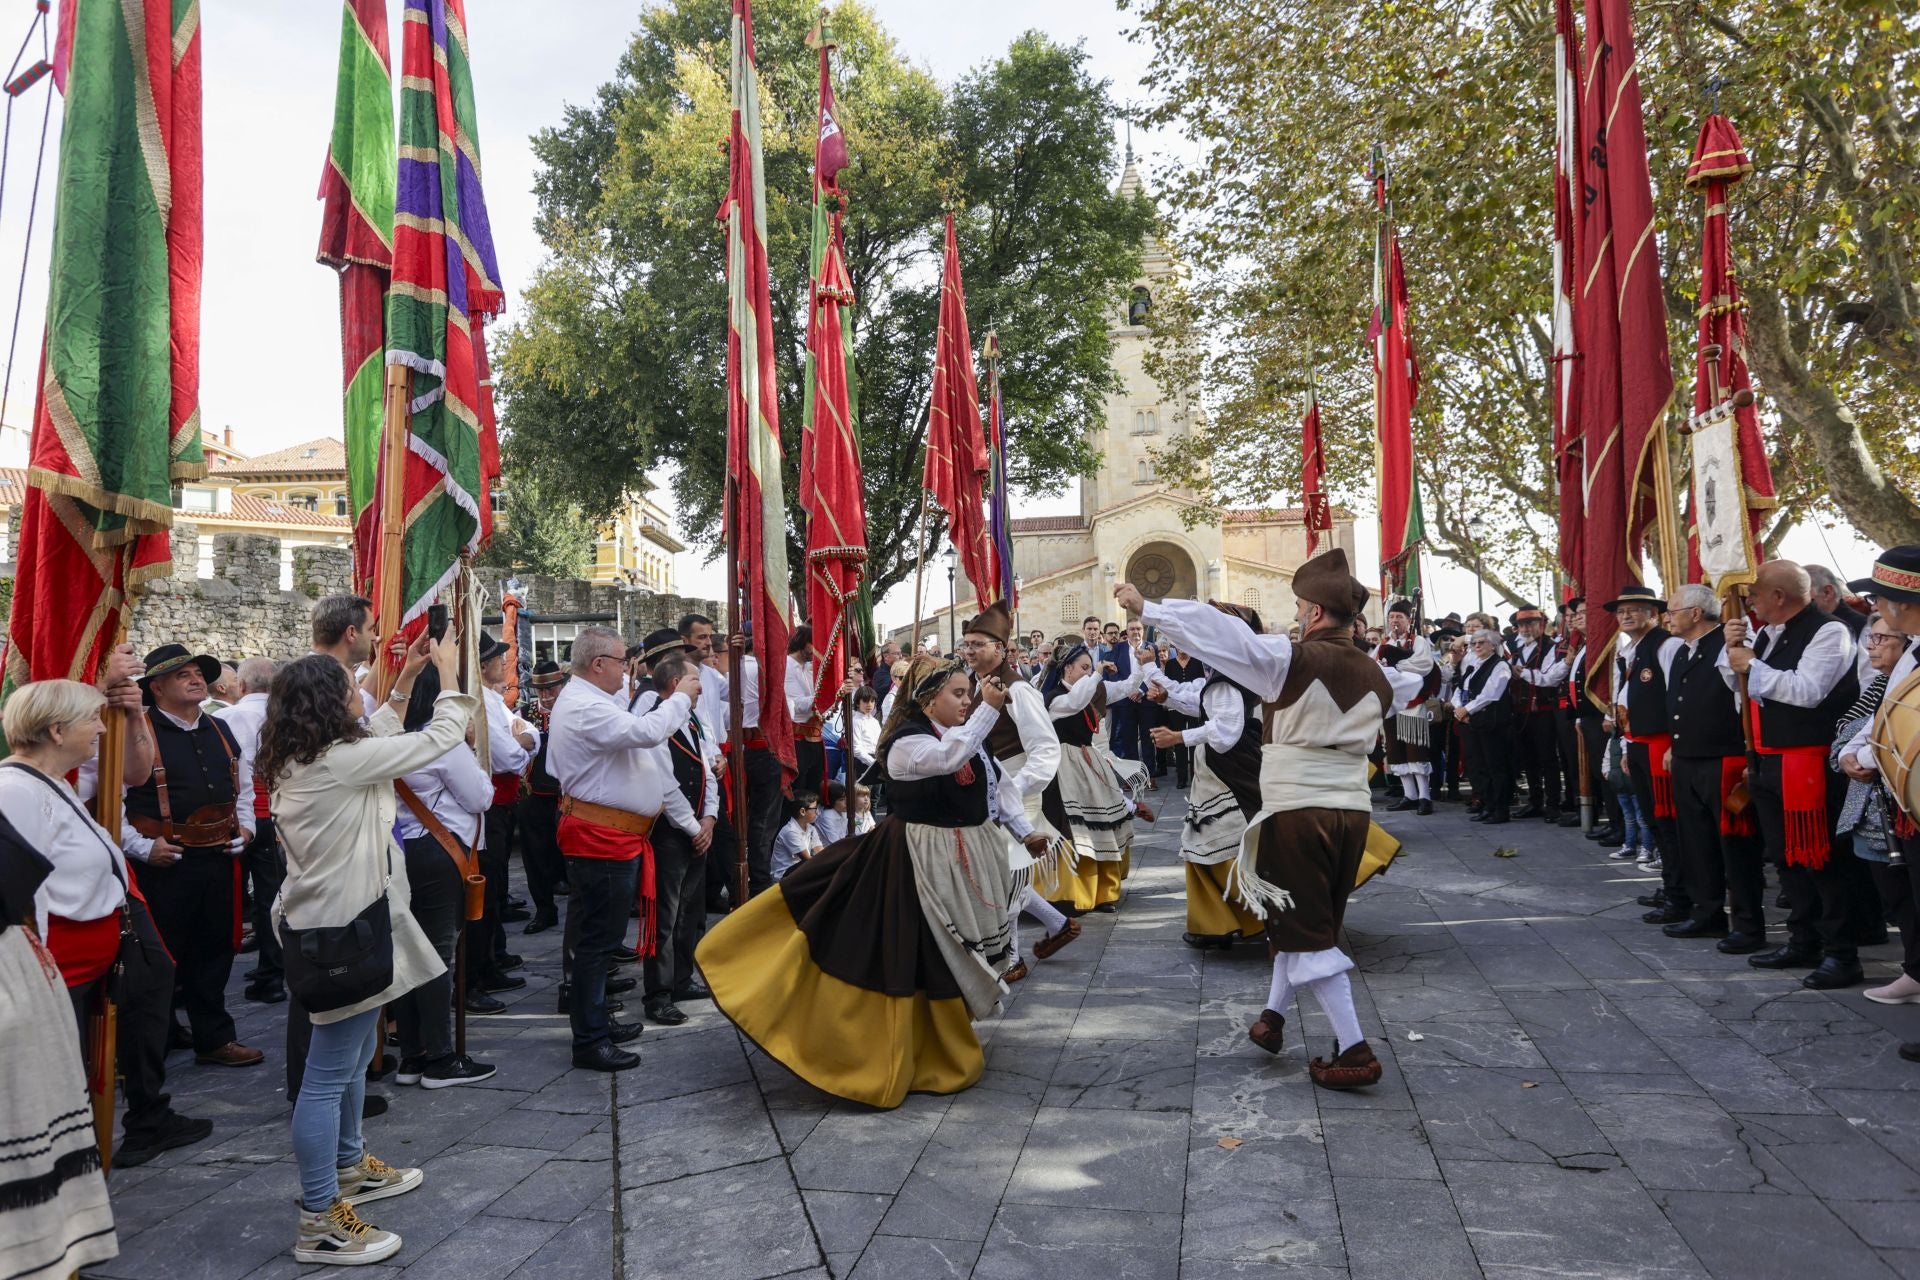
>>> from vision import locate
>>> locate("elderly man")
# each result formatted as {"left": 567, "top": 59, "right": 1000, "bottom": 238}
{"left": 518, "top": 661, "right": 570, "bottom": 935}
{"left": 629, "top": 649, "right": 719, "bottom": 1026}
{"left": 1508, "top": 606, "right": 1566, "bottom": 820}
{"left": 1723, "top": 560, "right": 1862, "bottom": 988}
{"left": 1604, "top": 585, "right": 1688, "bottom": 918}
{"left": 1122, "top": 550, "right": 1400, "bottom": 1089}
{"left": 125, "top": 645, "right": 262, "bottom": 1068}
{"left": 548, "top": 626, "right": 701, "bottom": 1071}
{"left": 1452, "top": 629, "right": 1514, "bottom": 824}
{"left": 1662, "top": 586, "right": 1764, "bottom": 947}
{"left": 216, "top": 657, "right": 283, "bottom": 1003}
{"left": 1805, "top": 564, "right": 1868, "bottom": 639}
{"left": 471, "top": 633, "right": 535, "bottom": 1008}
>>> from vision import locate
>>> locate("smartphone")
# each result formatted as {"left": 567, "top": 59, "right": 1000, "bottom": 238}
{"left": 427, "top": 604, "right": 449, "bottom": 642}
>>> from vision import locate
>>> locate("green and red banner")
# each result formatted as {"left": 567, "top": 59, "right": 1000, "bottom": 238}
{"left": 382, "top": 0, "right": 503, "bottom": 628}
{"left": 5, "top": 0, "right": 202, "bottom": 696}
{"left": 316, "top": 0, "right": 394, "bottom": 594}
{"left": 1369, "top": 148, "right": 1422, "bottom": 598}
{"left": 725, "top": 0, "right": 795, "bottom": 768}
{"left": 926, "top": 213, "right": 997, "bottom": 609}
{"left": 799, "top": 16, "right": 865, "bottom": 718}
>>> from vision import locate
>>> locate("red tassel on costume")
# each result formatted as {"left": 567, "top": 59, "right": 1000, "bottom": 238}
{"left": 1777, "top": 746, "right": 1830, "bottom": 870}
{"left": 1637, "top": 733, "right": 1676, "bottom": 819}
{"left": 634, "top": 835, "right": 658, "bottom": 960}
{"left": 1718, "top": 755, "right": 1756, "bottom": 839}
{"left": 1896, "top": 808, "right": 1918, "bottom": 841}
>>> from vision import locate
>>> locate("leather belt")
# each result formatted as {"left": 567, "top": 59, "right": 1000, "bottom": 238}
{"left": 130, "top": 803, "right": 237, "bottom": 848}
{"left": 559, "top": 795, "right": 656, "bottom": 836}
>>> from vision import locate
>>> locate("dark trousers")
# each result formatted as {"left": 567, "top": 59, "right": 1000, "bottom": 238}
{"left": 1515, "top": 710, "right": 1562, "bottom": 811}
{"left": 1625, "top": 741, "right": 1690, "bottom": 911}
{"left": 646, "top": 824, "right": 706, "bottom": 999}
{"left": 517, "top": 792, "right": 563, "bottom": 919}
{"left": 69, "top": 897, "right": 176, "bottom": 1140}
{"left": 565, "top": 855, "right": 639, "bottom": 1052}
{"left": 794, "top": 739, "right": 824, "bottom": 807}
{"left": 743, "top": 746, "right": 784, "bottom": 895}
{"left": 471, "top": 802, "right": 514, "bottom": 975}
{"left": 705, "top": 808, "right": 739, "bottom": 910}
{"left": 1871, "top": 851, "right": 1920, "bottom": 981}
{"left": 1137, "top": 704, "right": 1165, "bottom": 776}
{"left": 140, "top": 846, "right": 239, "bottom": 1053}
{"left": 1108, "top": 703, "right": 1140, "bottom": 761}
{"left": 1462, "top": 720, "right": 1513, "bottom": 815}
{"left": 1671, "top": 754, "right": 1765, "bottom": 933}
{"left": 1752, "top": 754, "right": 1854, "bottom": 960}
{"left": 393, "top": 835, "right": 463, "bottom": 1063}
{"left": 242, "top": 817, "right": 284, "bottom": 981}
{"left": 1556, "top": 713, "right": 1583, "bottom": 814}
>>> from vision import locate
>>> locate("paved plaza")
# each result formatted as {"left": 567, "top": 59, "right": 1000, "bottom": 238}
{"left": 92, "top": 788, "right": 1920, "bottom": 1279}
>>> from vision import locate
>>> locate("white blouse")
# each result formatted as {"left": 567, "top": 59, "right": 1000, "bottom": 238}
{"left": 0, "top": 763, "right": 129, "bottom": 940}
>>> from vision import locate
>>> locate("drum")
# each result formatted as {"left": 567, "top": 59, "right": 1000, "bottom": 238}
{"left": 1869, "top": 668, "right": 1920, "bottom": 818}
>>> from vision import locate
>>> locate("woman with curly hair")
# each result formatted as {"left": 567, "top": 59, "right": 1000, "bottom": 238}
{"left": 258, "top": 636, "right": 472, "bottom": 1267}
{"left": 1032, "top": 635, "right": 1156, "bottom": 914}
{"left": 697, "top": 654, "right": 1020, "bottom": 1109}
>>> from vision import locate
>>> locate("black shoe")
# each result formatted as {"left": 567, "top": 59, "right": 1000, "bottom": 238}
{"left": 477, "top": 972, "right": 526, "bottom": 994}
{"left": 464, "top": 991, "right": 507, "bottom": 1015}
{"left": 608, "top": 1019, "right": 644, "bottom": 1045}
{"left": 572, "top": 1044, "right": 639, "bottom": 1072}
{"left": 554, "top": 984, "right": 623, "bottom": 1015}
{"left": 508, "top": 895, "right": 528, "bottom": 910}
{"left": 610, "top": 947, "right": 639, "bottom": 965}
{"left": 1748, "top": 944, "right": 1821, "bottom": 971}
{"left": 1637, "top": 891, "right": 1668, "bottom": 908}
{"left": 362, "top": 1094, "right": 388, "bottom": 1119}
{"left": 1556, "top": 813, "right": 1583, "bottom": 827}
{"left": 1597, "top": 833, "right": 1626, "bottom": 849}
{"left": 1858, "top": 927, "right": 1892, "bottom": 947}
{"left": 502, "top": 905, "right": 532, "bottom": 924}
{"left": 524, "top": 913, "right": 558, "bottom": 935}
{"left": 1468, "top": 812, "right": 1487, "bottom": 823}
{"left": 1664, "top": 914, "right": 1729, "bottom": 939}
{"left": 421, "top": 1053, "right": 497, "bottom": 1090}
{"left": 495, "top": 953, "right": 525, "bottom": 972}
{"left": 1417, "top": 799, "right": 1434, "bottom": 816}
{"left": 243, "top": 979, "right": 286, "bottom": 1005}
{"left": 1540, "top": 809, "right": 1562, "bottom": 823}
{"left": 1483, "top": 812, "right": 1510, "bottom": 825}
{"left": 1718, "top": 932, "right": 1768, "bottom": 955}
{"left": 1643, "top": 904, "right": 1690, "bottom": 925}
{"left": 673, "top": 981, "right": 712, "bottom": 1002}
{"left": 167, "top": 1021, "right": 192, "bottom": 1052}
{"left": 1775, "top": 892, "right": 1792, "bottom": 910}
{"left": 114, "top": 1111, "right": 213, "bottom": 1168}
{"left": 607, "top": 975, "right": 638, "bottom": 995}
{"left": 1901, "top": 1043, "right": 1920, "bottom": 1063}
{"left": 644, "top": 997, "right": 688, "bottom": 1026}
{"left": 1802, "top": 957, "right": 1865, "bottom": 990}
{"left": 1585, "top": 825, "right": 1618, "bottom": 842}
{"left": 243, "top": 965, "right": 263, "bottom": 981}
{"left": 1513, "top": 805, "right": 1544, "bottom": 820}
{"left": 1386, "top": 797, "right": 1417, "bottom": 813}
{"left": 1093, "top": 901, "right": 1119, "bottom": 913}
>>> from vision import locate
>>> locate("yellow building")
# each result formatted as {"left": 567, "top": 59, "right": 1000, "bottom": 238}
{"left": 590, "top": 491, "right": 686, "bottom": 591}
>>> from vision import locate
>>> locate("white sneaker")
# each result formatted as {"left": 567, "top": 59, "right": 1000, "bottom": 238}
{"left": 1608, "top": 847, "right": 1639, "bottom": 861}
{"left": 336, "top": 1153, "right": 423, "bottom": 1206}
{"left": 1865, "top": 974, "right": 1920, "bottom": 1005}
{"left": 294, "top": 1199, "right": 402, "bottom": 1266}
{"left": 1634, "top": 848, "right": 1655, "bottom": 866}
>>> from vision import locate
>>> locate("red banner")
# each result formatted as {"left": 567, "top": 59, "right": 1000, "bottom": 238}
{"left": 1552, "top": 0, "right": 1584, "bottom": 594}
{"left": 1301, "top": 387, "right": 1331, "bottom": 558}
{"left": 926, "top": 213, "right": 998, "bottom": 608}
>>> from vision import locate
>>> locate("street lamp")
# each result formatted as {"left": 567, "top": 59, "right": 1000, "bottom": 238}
{"left": 1013, "top": 574, "right": 1024, "bottom": 644}
{"left": 944, "top": 546, "right": 958, "bottom": 654}
{"left": 1467, "top": 516, "right": 1488, "bottom": 613}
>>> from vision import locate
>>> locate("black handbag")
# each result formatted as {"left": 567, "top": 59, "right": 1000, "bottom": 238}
{"left": 280, "top": 855, "right": 395, "bottom": 1013}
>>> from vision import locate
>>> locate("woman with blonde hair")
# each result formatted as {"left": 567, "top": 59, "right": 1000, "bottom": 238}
{"left": 698, "top": 653, "right": 1019, "bottom": 1108}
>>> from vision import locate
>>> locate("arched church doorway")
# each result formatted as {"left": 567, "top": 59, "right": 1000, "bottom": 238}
{"left": 1125, "top": 541, "right": 1199, "bottom": 603}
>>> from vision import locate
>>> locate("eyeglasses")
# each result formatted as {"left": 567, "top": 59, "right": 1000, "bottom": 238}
{"left": 1866, "top": 634, "right": 1900, "bottom": 647}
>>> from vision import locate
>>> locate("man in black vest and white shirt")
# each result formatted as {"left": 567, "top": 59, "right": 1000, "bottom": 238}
{"left": 1605, "top": 585, "right": 1688, "bottom": 921}
{"left": 1722, "top": 560, "right": 1864, "bottom": 988}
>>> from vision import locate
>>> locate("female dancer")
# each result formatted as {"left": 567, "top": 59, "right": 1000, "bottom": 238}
{"left": 1034, "top": 637, "right": 1155, "bottom": 914}
{"left": 697, "top": 656, "right": 1020, "bottom": 1109}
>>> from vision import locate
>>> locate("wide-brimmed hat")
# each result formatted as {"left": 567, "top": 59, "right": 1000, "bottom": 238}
{"left": 962, "top": 600, "right": 1014, "bottom": 645}
{"left": 530, "top": 660, "right": 569, "bottom": 690}
{"left": 139, "top": 644, "right": 220, "bottom": 693}
{"left": 477, "top": 632, "right": 511, "bottom": 664}
{"left": 1512, "top": 605, "right": 1548, "bottom": 625}
{"left": 1602, "top": 585, "right": 1666, "bottom": 613}
{"left": 1850, "top": 546, "right": 1920, "bottom": 604}
{"left": 1294, "top": 549, "right": 1367, "bottom": 616}
{"left": 638, "top": 627, "right": 692, "bottom": 666}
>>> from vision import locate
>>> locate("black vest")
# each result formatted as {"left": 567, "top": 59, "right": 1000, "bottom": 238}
{"left": 872, "top": 720, "right": 989, "bottom": 828}
{"left": 1201, "top": 675, "right": 1263, "bottom": 814}
{"left": 1620, "top": 627, "right": 1674, "bottom": 737}
{"left": 1666, "top": 630, "right": 1744, "bottom": 758}
{"left": 666, "top": 724, "right": 708, "bottom": 819}
{"left": 1462, "top": 657, "right": 1510, "bottom": 727}
{"left": 1752, "top": 607, "right": 1860, "bottom": 748}
{"left": 123, "top": 710, "right": 241, "bottom": 844}
{"left": 1564, "top": 647, "right": 1600, "bottom": 721}
{"left": 528, "top": 732, "right": 560, "bottom": 797}
{"left": 1515, "top": 638, "right": 1555, "bottom": 712}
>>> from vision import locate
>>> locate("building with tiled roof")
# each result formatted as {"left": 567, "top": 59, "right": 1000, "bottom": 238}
{"left": 898, "top": 161, "right": 1357, "bottom": 649}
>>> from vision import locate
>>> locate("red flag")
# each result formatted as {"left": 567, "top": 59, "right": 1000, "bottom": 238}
{"left": 799, "top": 24, "right": 865, "bottom": 719}
{"left": 926, "top": 213, "right": 998, "bottom": 606}
{"left": 1301, "top": 383, "right": 1331, "bottom": 557}
{"left": 1576, "top": 0, "right": 1675, "bottom": 698}
{"left": 1683, "top": 115, "right": 1773, "bottom": 592}
{"left": 1370, "top": 150, "right": 1423, "bottom": 596}
{"left": 724, "top": 0, "right": 795, "bottom": 770}
{"left": 1552, "top": 0, "right": 1584, "bottom": 593}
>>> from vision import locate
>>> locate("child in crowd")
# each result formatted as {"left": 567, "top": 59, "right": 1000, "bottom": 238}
{"left": 815, "top": 781, "right": 851, "bottom": 845}
{"left": 771, "top": 795, "right": 824, "bottom": 880}
{"left": 848, "top": 785, "right": 875, "bottom": 838}
{"left": 1604, "top": 734, "right": 1651, "bottom": 865}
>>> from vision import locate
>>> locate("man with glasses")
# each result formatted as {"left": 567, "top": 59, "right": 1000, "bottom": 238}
{"left": 1604, "top": 585, "right": 1688, "bottom": 918}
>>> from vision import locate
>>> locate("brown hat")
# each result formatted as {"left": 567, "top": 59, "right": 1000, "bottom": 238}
{"left": 1293, "top": 549, "right": 1367, "bottom": 617}
{"left": 962, "top": 600, "right": 1013, "bottom": 645}
{"left": 530, "top": 660, "right": 569, "bottom": 690}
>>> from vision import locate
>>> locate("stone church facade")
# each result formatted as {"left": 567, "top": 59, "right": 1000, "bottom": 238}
{"left": 910, "top": 161, "right": 1355, "bottom": 649}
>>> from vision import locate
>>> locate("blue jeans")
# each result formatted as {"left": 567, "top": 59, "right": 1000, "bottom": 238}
{"left": 566, "top": 855, "right": 639, "bottom": 1052}
{"left": 292, "top": 1008, "right": 380, "bottom": 1211}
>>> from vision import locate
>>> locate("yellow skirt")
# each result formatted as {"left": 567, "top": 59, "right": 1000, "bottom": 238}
{"left": 1036, "top": 848, "right": 1129, "bottom": 912}
{"left": 1183, "top": 860, "right": 1264, "bottom": 942}
{"left": 695, "top": 888, "right": 982, "bottom": 1109}
{"left": 1359, "top": 820, "right": 1403, "bottom": 888}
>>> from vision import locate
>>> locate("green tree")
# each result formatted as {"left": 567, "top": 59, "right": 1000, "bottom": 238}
{"left": 1122, "top": 0, "right": 1920, "bottom": 589}
{"left": 477, "top": 461, "right": 596, "bottom": 579}
{"left": 496, "top": 0, "right": 1153, "bottom": 600}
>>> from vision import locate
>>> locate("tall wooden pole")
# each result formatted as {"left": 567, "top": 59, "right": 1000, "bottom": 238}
{"left": 727, "top": 475, "right": 750, "bottom": 907}
{"left": 88, "top": 614, "right": 133, "bottom": 1171}
{"left": 374, "top": 362, "right": 412, "bottom": 701}
{"left": 1650, "top": 419, "right": 1684, "bottom": 593}
{"left": 908, "top": 482, "right": 931, "bottom": 656}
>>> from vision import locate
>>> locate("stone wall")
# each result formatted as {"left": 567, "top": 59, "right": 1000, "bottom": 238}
{"left": 468, "top": 567, "right": 726, "bottom": 647}
{"left": 128, "top": 526, "right": 354, "bottom": 661}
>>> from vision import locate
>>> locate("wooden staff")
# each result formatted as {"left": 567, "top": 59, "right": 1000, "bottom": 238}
{"left": 83, "top": 614, "right": 139, "bottom": 1170}
{"left": 373, "top": 362, "right": 412, "bottom": 702}
{"left": 908, "top": 482, "right": 931, "bottom": 657}
{"left": 726, "top": 476, "right": 750, "bottom": 908}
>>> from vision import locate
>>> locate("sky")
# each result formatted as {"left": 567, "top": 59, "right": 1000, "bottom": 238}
{"left": 0, "top": 0, "right": 1880, "bottom": 631}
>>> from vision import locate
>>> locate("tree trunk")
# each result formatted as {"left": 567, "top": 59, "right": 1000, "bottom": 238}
{"left": 1745, "top": 284, "right": 1920, "bottom": 547}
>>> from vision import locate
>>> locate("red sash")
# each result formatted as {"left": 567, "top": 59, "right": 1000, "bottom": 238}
{"left": 45, "top": 913, "right": 120, "bottom": 988}
{"left": 557, "top": 814, "right": 657, "bottom": 959}
{"left": 1718, "top": 755, "right": 1756, "bottom": 839}
{"left": 1746, "top": 701, "right": 1831, "bottom": 869}
{"left": 491, "top": 772, "right": 521, "bottom": 807}
{"left": 1625, "top": 732, "right": 1675, "bottom": 819}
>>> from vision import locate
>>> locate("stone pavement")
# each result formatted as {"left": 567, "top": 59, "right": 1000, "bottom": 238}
{"left": 95, "top": 788, "right": 1920, "bottom": 1279}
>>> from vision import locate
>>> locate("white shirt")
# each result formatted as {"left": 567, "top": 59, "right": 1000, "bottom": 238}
{"left": 483, "top": 685, "right": 533, "bottom": 776}
{"left": 1143, "top": 598, "right": 1294, "bottom": 702}
{"left": 815, "top": 807, "right": 875, "bottom": 844}
{"left": 1847, "top": 642, "right": 1917, "bottom": 772}
{"left": 1612, "top": 632, "right": 1684, "bottom": 716}
{"left": 1716, "top": 611, "right": 1856, "bottom": 709}
{"left": 122, "top": 705, "right": 256, "bottom": 861}
{"left": 1185, "top": 680, "right": 1248, "bottom": 752}
{"left": 1, "top": 763, "right": 130, "bottom": 940}
{"left": 886, "top": 701, "right": 1001, "bottom": 780}
{"left": 1454, "top": 654, "right": 1511, "bottom": 714}
{"left": 215, "top": 690, "right": 271, "bottom": 813}
{"left": 990, "top": 680, "right": 1055, "bottom": 842}
{"left": 1512, "top": 637, "right": 1569, "bottom": 687}
{"left": 396, "top": 741, "right": 493, "bottom": 846}
{"left": 629, "top": 690, "right": 706, "bottom": 837}
{"left": 771, "top": 817, "right": 823, "bottom": 879}
{"left": 696, "top": 661, "right": 730, "bottom": 743}
{"left": 850, "top": 710, "right": 881, "bottom": 768}
{"left": 547, "top": 677, "right": 691, "bottom": 820}
{"left": 786, "top": 657, "right": 819, "bottom": 723}
{"left": 1046, "top": 664, "right": 1147, "bottom": 718}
